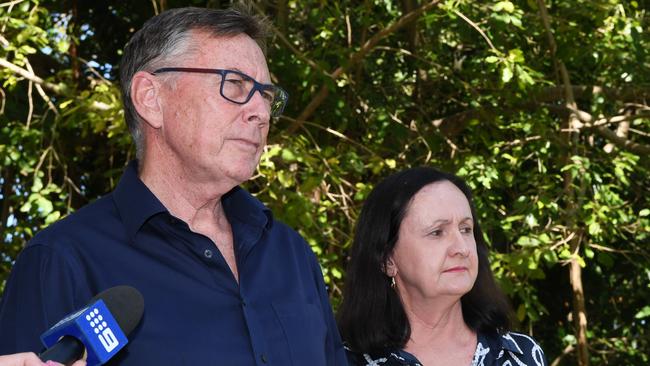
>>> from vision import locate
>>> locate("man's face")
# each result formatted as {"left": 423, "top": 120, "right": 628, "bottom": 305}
{"left": 156, "top": 32, "right": 271, "bottom": 187}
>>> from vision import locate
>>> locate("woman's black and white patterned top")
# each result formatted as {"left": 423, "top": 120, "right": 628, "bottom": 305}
{"left": 346, "top": 331, "right": 548, "bottom": 366}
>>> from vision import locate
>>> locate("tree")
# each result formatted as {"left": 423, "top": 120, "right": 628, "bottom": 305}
{"left": 1, "top": 1, "right": 648, "bottom": 364}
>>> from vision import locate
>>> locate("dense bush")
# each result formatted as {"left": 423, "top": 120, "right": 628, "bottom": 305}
{"left": 1, "top": 1, "right": 648, "bottom": 364}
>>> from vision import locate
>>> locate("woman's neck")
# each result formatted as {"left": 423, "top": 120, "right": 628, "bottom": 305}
{"left": 403, "top": 300, "right": 477, "bottom": 366}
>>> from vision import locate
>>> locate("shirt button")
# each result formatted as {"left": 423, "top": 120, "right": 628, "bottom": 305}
{"left": 260, "top": 354, "right": 267, "bottom": 363}
{"left": 203, "top": 249, "right": 213, "bottom": 258}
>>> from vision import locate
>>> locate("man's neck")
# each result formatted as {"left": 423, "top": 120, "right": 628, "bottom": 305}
{"left": 138, "top": 155, "right": 234, "bottom": 227}
{"left": 139, "top": 156, "right": 241, "bottom": 281}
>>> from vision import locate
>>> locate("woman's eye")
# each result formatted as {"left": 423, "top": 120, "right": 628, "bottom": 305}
{"left": 460, "top": 227, "right": 473, "bottom": 234}
{"left": 429, "top": 229, "right": 443, "bottom": 237}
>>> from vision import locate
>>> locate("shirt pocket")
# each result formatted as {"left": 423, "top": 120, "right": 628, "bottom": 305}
{"left": 272, "top": 301, "right": 328, "bottom": 366}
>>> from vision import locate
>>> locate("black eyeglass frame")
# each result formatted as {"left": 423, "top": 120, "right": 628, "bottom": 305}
{"left": 150, "top": 67, "right": 288, "bottom": 117}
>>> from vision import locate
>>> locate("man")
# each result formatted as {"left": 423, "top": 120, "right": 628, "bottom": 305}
{"left": 0, "top": 6, "right": 346, "bottom": 365}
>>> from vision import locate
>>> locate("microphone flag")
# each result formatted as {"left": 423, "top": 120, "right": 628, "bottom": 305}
{"left": 40, "top": 299, "right": 128, "bottom": 366}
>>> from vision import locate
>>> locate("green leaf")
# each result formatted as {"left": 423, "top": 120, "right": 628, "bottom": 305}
{"left": 516, "top": 303, "right": 526, "bottom": 321}
{"left": 45, "top": 211, "right": 61, "bottom": 225}
{"left": 635, "top": 306, "right": 650, "bottom": 319}
{"left": 331, "top": 267, "right": 342, "bottom": 279}
{"left": 59, "top": 100, "right": 74, "bottom": 109}
{"left": 35, "top": 196, "right": 53, "bottom": 216}
{"left": 501, "top": 66, "right": 514, "bottom": 82}
{"left": 494, "top": 1, "right": 515, "bottom": 13}
{"left": 281, "top": 148, "right": 297, "bottom": 162}
{"left": 508, "top": 49, "right": 525, "bottom": 63}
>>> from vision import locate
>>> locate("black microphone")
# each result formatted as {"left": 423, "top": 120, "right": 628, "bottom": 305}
{"left": 39, "top": 286, "right": 144, "bottom": 366}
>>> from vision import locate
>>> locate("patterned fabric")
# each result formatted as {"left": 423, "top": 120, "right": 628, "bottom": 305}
{"left": 346, "top": 331, "right": 547, "bottom": 366}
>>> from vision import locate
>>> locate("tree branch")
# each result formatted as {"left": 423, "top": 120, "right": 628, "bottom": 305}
{"left": 0, "top": 57, "right": 114, "bottom": 112}
{"left": 452, "top": 9, "right": 500, "bottom": 54}
{"left": 0, "top": 0, "right": 25, "bottom": 8}
{"left": 435, "top": 85, "right": 650, "bottom": 138}
{"left": 288, "top": 0, "right": 442, "bottom": 132}
{"left": 533, "top": 85, "right": 650, "bottom": 104}
{"left": 250, "top": 2, "right": 331, "bottom": 78}
{"left": 429, "top": 101, "right": 650, "bottom": 155}
{"left": 24, "top": 58, "right": 59, "bottom": 116}
{"left": 594, "top": 126, "right": 650, "bottom": 155}
{"left": 0, "top": 57, "right": 62, "bottom": 94}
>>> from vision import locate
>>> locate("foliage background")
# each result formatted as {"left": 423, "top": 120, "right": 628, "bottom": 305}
{"left": 1, "top": 0, "right": 648, "bottom": 364}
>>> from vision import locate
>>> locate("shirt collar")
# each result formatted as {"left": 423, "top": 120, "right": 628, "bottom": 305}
{"left": 112, "top": 160, "right": 273, "bottom": 242}
{"left": 222, "top": 186, "right": 273, "bottom": 231}
{"left": 478, "top": 331, "right": 525, "bottom": 355}
{"left": 112, "top": 160, "right": 167, "bottom": 242}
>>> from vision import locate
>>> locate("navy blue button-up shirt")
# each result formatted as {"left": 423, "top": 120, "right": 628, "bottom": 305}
{"left": 0, "top": 161, "right": 346, "bottom": 365}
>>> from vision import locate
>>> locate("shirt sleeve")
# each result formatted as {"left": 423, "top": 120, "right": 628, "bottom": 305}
{"left": 0, "top": 243, "right": 81, "bottom": 354}
{"left": 308, "top": 251, "right": 348, "bottom": 366}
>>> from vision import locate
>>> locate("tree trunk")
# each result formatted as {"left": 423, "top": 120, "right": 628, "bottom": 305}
{"left": 277, "top": 0, "right": 288, "bottom": 34}
{"left": 603, "top": 107, "right": 632, "bottom": 153}
{"left": 0, "top": 167, "right": 14, "bottom": 234}
{"left": 569, "top": 238, "right": 589, "bottom": 366}
{"left": 69, "top": 0, "right": 80, "bottom": 84}
{"left": 559, "top": 62, "right": 590, "bottom": 366}
{"left": 537, "top": 2, "right": 590, "bottom": 361}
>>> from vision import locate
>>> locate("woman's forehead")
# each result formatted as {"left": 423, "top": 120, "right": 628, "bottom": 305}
{"left": 405, "top": 181, "right": 472, "bottom": 220}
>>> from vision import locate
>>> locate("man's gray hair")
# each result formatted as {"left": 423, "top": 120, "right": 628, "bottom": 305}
{"left": 119, "top": 5, "right": 270, "bottom": 161}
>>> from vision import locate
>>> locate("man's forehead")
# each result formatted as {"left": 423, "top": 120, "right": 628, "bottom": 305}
{"left": 189, "top": 32, "right": 269, "bottom": 76}
{"left": 190, "top": 31, "right": 262, "bottom": 55}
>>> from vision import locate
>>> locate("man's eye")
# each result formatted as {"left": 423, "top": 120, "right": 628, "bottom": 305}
{"left": 261, "top": 91, "right": 274, "bottom": 103}
{"left": 225, "top": 78, "right": 244, "bottom": 86}
{"left": 429, "top": 229, "right": 443, "bottom": 237}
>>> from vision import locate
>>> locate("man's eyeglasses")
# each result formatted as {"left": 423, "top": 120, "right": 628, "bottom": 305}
{"left": 150, "top": 67, "right": 289, "bottom": 117}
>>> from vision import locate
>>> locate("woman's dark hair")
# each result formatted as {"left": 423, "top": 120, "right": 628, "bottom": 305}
{"left": 337, "top": 167, "right": 512, "bottom": 354}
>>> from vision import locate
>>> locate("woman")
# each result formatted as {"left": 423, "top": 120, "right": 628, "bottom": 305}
{"left": 338, "top": 167, "right": 547, "bottom": 366}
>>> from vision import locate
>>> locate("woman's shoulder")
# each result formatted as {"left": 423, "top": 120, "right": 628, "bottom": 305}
{"left": 345, "top": 347, "right": 423, "bottom": 366}
{"left": 477, "top": 331, "right": 547, "bottom": 366}
{"left": 499, "top": 331, "right": 545, "bottom": 354}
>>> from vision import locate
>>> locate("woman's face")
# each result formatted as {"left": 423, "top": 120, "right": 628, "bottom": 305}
{"left": 387, "top": 180, "right": 479, "bottom": 302}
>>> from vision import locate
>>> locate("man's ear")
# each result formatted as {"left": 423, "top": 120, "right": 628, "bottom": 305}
{"left": 131, "top": 71, "right": 164, "bottom": 129}
{"left": 384, "top": 256, "right": 398, "bottom": 277}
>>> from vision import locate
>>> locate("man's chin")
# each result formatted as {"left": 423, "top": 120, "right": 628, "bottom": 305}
{"left": 222, "top": 166, "right": 257, "bottom": 185}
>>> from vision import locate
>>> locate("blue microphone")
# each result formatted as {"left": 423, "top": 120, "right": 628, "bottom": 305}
{"left": 39, "top": 286, "right": 144, "bottom": 366}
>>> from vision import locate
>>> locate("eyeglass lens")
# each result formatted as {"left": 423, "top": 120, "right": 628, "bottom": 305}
{"left": 221, "top": 71, "right": 285, "bottom": 116}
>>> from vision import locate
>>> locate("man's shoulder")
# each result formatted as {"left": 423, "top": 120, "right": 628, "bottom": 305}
{"left": 266, "top": 218, "right": 310, "bottom": 246}
{"left": 268, "top": 217, "right": 299, "bottom": 235}
{"left": 28, "top": 193, "right": 119, "bottom": 249}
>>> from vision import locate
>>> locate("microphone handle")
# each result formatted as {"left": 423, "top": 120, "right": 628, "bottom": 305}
{"left": 39, "top": 336, "right": 85, "bottom": 365}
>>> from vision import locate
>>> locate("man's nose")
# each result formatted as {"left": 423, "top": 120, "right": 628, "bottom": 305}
{"left": 243, "top": 89, "right": 271, "bottom": 125}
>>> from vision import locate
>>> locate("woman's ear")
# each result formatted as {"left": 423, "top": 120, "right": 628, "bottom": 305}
{"left": 131, "top": 71, "right": 164, "bottom": 129}
{"left": 384, "top": 256, "right": 397, "bottom": 277}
